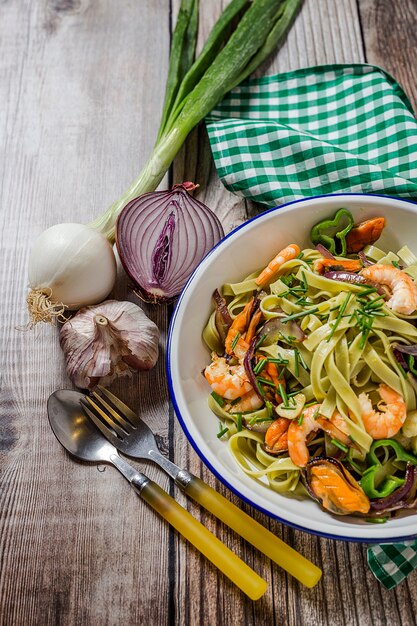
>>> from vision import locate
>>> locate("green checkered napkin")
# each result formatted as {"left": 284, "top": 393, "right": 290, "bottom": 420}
{"left": 368, "top": 541, "right": 417, "bottom": 589}
{"left": 206, "top": 63, "right": 417, "bottom": 588}
{"left": 206, "top": 64, "right": 417, "bottom": 205}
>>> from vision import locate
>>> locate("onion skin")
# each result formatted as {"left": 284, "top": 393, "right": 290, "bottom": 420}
{"left": 115, "top": 183, "right": 224, "bottom": 303}
{"left": 28, "top": 223, "right": 117, "bottom": 310}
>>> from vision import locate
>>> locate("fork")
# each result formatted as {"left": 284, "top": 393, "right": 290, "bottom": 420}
{"left": 81, "top": 386, "right": 322, "bottom": 588}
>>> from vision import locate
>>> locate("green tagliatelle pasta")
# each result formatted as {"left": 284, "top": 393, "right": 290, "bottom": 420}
{"left": 202, "top": 232, "right": 417, "bottom": 521}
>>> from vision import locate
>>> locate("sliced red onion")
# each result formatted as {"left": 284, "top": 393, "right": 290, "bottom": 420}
{"left": 315, "top": 244, "right": 335, "bottom": 259}
{"left": 213, "top": 289, "right": 232, "bottom": 344}
{"left": 369, "top": 465, "right": 417, "bottom": 513}
{"left": 393, "top": 343, "right": 417, "bottom": 356}
{"left": 116, "top": 183, "right": 224, "bottom": 303}
{"left": 323, "top": 271, "right": 386, "bottom": 296}
{"left": 358, "top": 251, "right": 373, "bottom": 266}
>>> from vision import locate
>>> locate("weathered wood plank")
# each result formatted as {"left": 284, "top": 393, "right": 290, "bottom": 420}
{"left": 359, "top": 0, "right": 417, "bottom": 111}
{"left": 0, "top": 2, "right": 172, "bottom": 625}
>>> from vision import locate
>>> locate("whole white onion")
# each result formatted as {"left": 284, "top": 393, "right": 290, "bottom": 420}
{"left": 27, "top": 223, "right": 117, "bottom": 323}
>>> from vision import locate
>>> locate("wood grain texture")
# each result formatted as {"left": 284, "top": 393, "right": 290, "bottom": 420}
{"left": 1, "top": 1, "right": 417, "bottom": 625}
{"left": 358, "top": 0, "right": 417, "bottom": 112}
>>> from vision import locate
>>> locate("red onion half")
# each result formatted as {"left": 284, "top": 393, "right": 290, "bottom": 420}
{"left": 116, "top": 183, "right": 224, "bottom": 303}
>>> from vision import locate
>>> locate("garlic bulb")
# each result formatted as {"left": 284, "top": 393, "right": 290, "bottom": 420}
{"left": 60, "top": 300, "right": 159, "bottom": 388}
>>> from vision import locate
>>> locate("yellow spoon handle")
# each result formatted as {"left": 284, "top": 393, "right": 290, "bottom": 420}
{"left": 139, "top": 480, "right": 268, "bottom": 601}
{"left": 183, "top": 476, "right": 322, "bottom": 588}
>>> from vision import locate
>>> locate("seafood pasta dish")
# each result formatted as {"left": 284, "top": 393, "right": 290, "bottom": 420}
{"left": 202, "top": 209, "right": 417, "bottom": 522}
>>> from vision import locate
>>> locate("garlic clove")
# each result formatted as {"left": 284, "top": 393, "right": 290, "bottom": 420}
{"left": 59, "top": 300, "right": 159, "bottom": 389}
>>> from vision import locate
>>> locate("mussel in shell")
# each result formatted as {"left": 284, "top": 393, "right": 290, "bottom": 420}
{"left": 305, "top": 457, "right": 370, "bottom": 515}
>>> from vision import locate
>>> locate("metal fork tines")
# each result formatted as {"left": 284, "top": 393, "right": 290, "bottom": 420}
{"left": 80, "top": 386, "right": 188, "bottom": 484}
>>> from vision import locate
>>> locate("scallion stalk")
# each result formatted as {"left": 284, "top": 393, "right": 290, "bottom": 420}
{"left": 89, "top": 0, "right": 302, "bottom": 240}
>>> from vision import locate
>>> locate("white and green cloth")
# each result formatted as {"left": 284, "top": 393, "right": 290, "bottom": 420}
{"left": 206, "top": 63, "right": 417, "bottom": 588}
{"left": 206, "top": 64, "right": 417, "bottom": 206}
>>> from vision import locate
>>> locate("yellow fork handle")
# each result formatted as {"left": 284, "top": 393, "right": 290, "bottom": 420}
{"left": 139, "top": 480, "right": 268, "bottom": 601}
{"left": 183, "top": 476, "right": 322, "bottom": 588}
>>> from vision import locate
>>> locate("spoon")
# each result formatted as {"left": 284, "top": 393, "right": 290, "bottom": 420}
{"left": 47, "top": 389, "right": 268, "bottom": 601}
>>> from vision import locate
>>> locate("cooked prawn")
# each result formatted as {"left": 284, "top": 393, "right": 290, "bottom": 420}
{"left": 225, "top": 299, "right": 253, "bottom": 355}
{"left": 255, "top": 244, "right": 300, "bottom": 287}
{"left": 288, "top": 407, "right": 351, "bottom": 467}
{"left": 358, "top": 384, "right": 406, "bottom": 439}
{"left": 204, "top": 353, "right": 252, "bottom": 400}
{"left": 229, "top": 389, "right": 263, "bottom": 413}
{"left": 287, "top": 404, "right": 322, "bottom": 468}
{"left": 313, "top": 258, "right": 362, "bottom": 274}
{"left": 264, "top": 417, "right": 290, "bottom": 453}
{"left": 361, "top": 264, "right": 417, "bottom": 315}
{"left": 346, "top": 217, "right": 385, "bottom": 253}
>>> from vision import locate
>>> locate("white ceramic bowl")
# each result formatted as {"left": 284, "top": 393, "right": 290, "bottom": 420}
{"left": 167, "top": 194, "right": 417, "bottom": 542}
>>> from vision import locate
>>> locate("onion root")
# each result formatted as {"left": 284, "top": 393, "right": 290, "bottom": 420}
{"left": 26, "top": 288, "right": 67, "bottom": 326}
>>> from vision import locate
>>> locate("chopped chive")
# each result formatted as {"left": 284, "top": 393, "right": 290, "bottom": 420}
{"left": 211, "top": 391, "right": 225, "bottom": 407}
{"left": 297, "top": 412, "right": 304, "bottom": 426}
{"left": 327, "top": 292, "right": 352, "bottom": 342}
{"left": 331, "top": 438, "right": 349, "bottom": 453}
{"left": 313, "top": 408, "right": 320, "bottom": 420}
{"left": 296, "top": 252, "right": 304, "bottom": 259}
{"left": 298, "top": 350, "right": 309, "bottom": 371}
{"left": 407, "top": 355, "right": 417, "bottom": 377}
{"left": 230, "top": 332, "right": 241, "bottom": 351}
{"left": 365, "top": 517, "right": 388, "bottom": 524}
{"left": 348, "top": 434, "right": 356, "bottom": 443}
{"left": 329, "top": 305, "right": 340, "bottom": 312}
{"left": 281, "top": 307, "right": 319, "bottom": 323}
{"left": 256, "top": 376, "right": 276, "bottom": 388}
{"left": 255, "top": 333, "right": 267, "bottom": 350}
{"left": 265, "top": 400, "right": 274, "bottom": 419}
{"left": 294, "top": 348, "right": 299, "bottom": 377}
{"left": 301, "top": 270, "right": 308, "bottom": 291}
{"left": 304, "top": 401, "right": 317, "bottom": 408}
{"left": 392, "top": 260, "right": 400, "bottom": 269}
{"left": 267, "top": 357, "right": 289, "bottom": 365}
{"left": 217, "top": 423, "right": 229, "bottom": 439}
{"left": 230, "top": 396, "right": 242, "bottom": 406}
{"left": 360, "top": 286, "right": 377, "bottom": 295}
{"left": 236, "top": 413, "right": 242, "bottom": 432}
{"left": 288, "top": 390, "right": 302, "bottom": 397}
{"left": 278, "top": 383, "right": 289, "bottom": 407}
{"left": 253, "top": 358, "right": 268, "bottom": 375}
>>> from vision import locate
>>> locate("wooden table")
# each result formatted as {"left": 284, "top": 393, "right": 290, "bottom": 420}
{"left": 1, "top": 1, "right": 417, "bottom": 625}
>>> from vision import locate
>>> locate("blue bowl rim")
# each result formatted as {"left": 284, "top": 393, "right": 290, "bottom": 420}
{"left": 166, "top": 192, "right": 417, "bottom": 543}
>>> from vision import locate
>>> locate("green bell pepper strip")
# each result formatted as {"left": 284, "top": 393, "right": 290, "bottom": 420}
{"left": 360, "top": 439, "right": 417, "bottom": 499}
{"left": 310, "top": 208, "right": 354, "bottom": 256}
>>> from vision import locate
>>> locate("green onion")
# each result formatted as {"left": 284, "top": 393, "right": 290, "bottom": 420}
{"left": 281, "top": 307, "right": 319, "bottom": 323}
{"left": 256, "top": 376, "right": 276, "bottom": 388}
{"left": 89, "top": 0, "right": 302, "bottom": 240}
{"left": 331, "top": 439, "right": 349, "bottom": 453}
{"left": 217, "top": 425, "right": 229, "bottom": 439}
{"left": 278, "top": 383, "right": 289, "bottom": 407}
{"left": 211, "top": 391, "right": 225, "bottom": 407}
{"left": 294, "top": 348, "right": 299, "bottom": 377}
{"left": 255, "top": 333, "right": 267, "bottom": 350}
{"left": 253, "top": 358, "right": 268, "bottom": 375}
{"left": 326, "top": 292, "right": 351, "bottom": 342}
{"left": 230, "top": 331, "right": 241, "bottom": 352}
